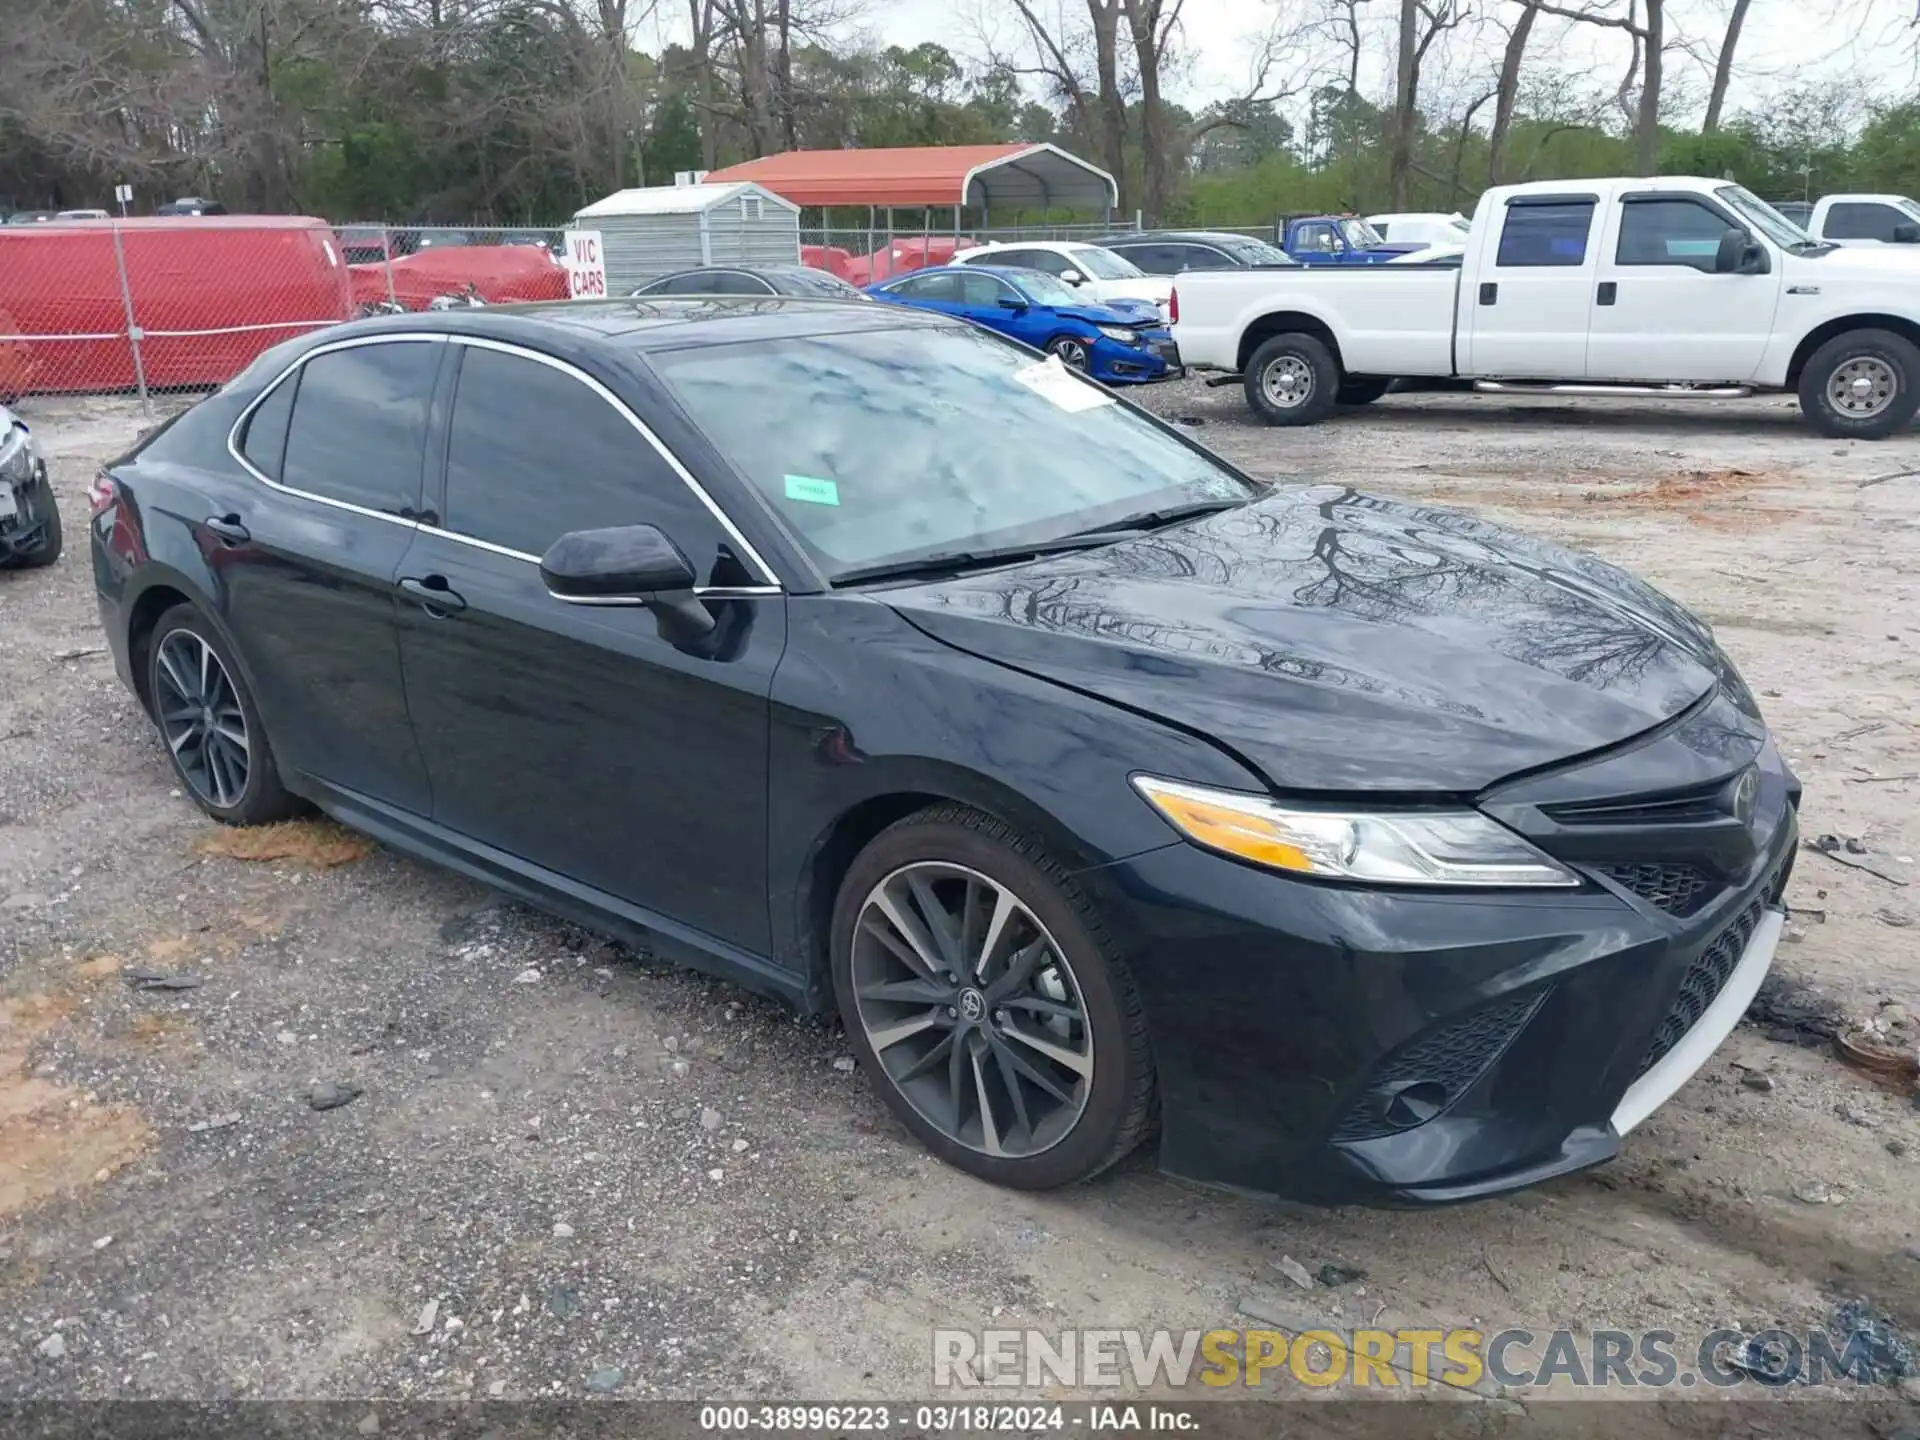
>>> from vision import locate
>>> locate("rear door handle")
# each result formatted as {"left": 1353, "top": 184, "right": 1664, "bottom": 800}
{"left": 203, "top": 514, "right": 250, "bottom": 546}
{"left": 1597, "top": 281, "right": 1618, "bottom": 306}
{"left": 1478, "top": 282, "right": 1498, "bottom": 305}
{"left": 398, "top": 575, "right": 467, "bottom": 615}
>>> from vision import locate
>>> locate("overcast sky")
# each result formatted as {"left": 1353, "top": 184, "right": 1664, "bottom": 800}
{"left": 847, "top": 0, "right": 1919, "bottom": 127}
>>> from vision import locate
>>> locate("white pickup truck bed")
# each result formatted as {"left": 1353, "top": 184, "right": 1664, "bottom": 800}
{"left": 1170, "top": 175, "right": 1920, "bottom": 439}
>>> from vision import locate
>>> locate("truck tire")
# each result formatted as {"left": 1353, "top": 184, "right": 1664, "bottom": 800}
{"left": 1336, "top": 377, "right": 1391, "bottom": 406}
{"left": 1244, "top": 333, "right": 1340, "bottom": 426}
{"left": 1799, "top": 329, "right": 1920, "bottom": 439}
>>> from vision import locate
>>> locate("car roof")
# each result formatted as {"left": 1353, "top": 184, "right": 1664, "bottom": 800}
{"left": 1099, "top": 231, "right": 1266, "bottom": 245}
{"left": 311, "top": 297, "right": 951, "bottom": 357}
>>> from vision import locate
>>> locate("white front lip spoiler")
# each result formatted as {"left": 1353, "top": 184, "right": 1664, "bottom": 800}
{"left": 1610, "top": 906, "right": 1784, "bottom": 1136}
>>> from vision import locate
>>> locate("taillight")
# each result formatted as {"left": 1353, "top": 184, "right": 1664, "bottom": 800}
{"left": 88, "top": 473, "right": 117, "bottom": 516}
{"left": 1168, "top": 287, "right": 1179, "bottom": 325}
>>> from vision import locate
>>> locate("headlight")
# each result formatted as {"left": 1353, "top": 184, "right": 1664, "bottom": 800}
{"left": 0, "top": 424, "right": 33, "bottom": 482}
{"left": 1132, "top": 776, "right": 1579, "bottom": 888}
{"left": 1096, "top": 325, "right": 1139, "bottom": 344}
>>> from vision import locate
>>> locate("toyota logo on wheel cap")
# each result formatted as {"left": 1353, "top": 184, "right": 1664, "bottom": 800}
{"left": 958, "top": 988, "right": 987, "bottom": 1023}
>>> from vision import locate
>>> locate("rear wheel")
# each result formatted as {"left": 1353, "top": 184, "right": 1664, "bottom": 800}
{"left": 1798, "top": 328, "right": 1920, "bottom": 439}
{"left": 1244, "top": 333, "right": 1340, "bottom": 426}
{"left": 147, "top": 606, "right": 299, "bottom": 825}
{"left": 830, "top": 804, "right": 1155, "bottom": 1189}
{"left": 1336, "top": 377, "right": 1391, "bottom": 406}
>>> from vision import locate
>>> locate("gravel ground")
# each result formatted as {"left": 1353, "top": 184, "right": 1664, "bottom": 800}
{"left": 2, "top": 381, "right": 1918, "bottom": 1416}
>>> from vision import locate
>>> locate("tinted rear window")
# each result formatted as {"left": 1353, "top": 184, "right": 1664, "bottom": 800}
{"left": 280, "top": 341, "right": 437, "bottom": 516}
{"left": 1496, "top": 202, "right": 1594, "bottom": 266}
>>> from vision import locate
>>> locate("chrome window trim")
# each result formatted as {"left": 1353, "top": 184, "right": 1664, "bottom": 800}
{"left": 224, "top": 329, "right": 785, "bottom": 596}
{"left": 225, "top": 331, "right": 447, "bottom": 530}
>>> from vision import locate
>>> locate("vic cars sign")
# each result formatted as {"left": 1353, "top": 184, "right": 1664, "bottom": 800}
{"left": 563, "top": 230, "right": 607, "bottom": 299}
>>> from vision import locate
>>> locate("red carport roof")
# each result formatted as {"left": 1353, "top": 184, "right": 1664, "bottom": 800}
{"left": 705, "top": 144, "right": 1118, "bottom": 211}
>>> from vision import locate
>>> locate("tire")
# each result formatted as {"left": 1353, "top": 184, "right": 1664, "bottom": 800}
{"left": 1244, "top": 332, "right": 1341, "bottom": 426}
{"left": 146, "top": 605, "right": 300, "bottom": 826}
{"left": 829, "top": 803, "right": 1156, "bottom": 1190}
{"left": 1798, "top": 328, "right": 1920, "bottom": 439}
{"left": 1336, "top": 377, "right": 1391, "bottom": 406}
{"left": 10, "top": 467, "right": 61, "bottom": 568}
{"left": 1046, "top": 335, "right": 1092, "bottom": 372}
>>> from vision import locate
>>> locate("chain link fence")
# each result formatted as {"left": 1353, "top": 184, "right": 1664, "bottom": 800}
{"left": 0, "top": 216, "right": 1139, "bottom": 405}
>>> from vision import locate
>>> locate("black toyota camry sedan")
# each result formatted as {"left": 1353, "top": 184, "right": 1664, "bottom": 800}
{"left": 89, "top": 299, "right": 1799, "bottom": 1204}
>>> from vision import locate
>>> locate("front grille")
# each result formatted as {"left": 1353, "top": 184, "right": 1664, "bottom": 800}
{"left": 1598, "top": 862, "right": 1715, "bottom": 917}
{"left": 1333, "top": 988, "right": 1549, "bottom": 1143}
{"left": 1635, "top": 891, "right": 1767, "bottom": 1078}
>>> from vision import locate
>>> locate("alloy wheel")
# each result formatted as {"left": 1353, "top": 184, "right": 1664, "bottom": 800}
{"left": 1050, "top": 339, "right": 1090, "bottom": 371}
{"left": 1261, "top": 354, "right": 1315, "bottom": 409}
{"left": 155, "top": 630, "right": 250, "bottom": 809}
{"left": 1828, "top": 356, "right": 1896, "bottom": 419}
{"left": 850, "top": 862, "right": 1093, "bottom": 1158}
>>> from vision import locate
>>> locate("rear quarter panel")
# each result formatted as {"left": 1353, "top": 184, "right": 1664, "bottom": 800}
{"left": 1171, "top": 270, "right": 1459, "bottom": 375}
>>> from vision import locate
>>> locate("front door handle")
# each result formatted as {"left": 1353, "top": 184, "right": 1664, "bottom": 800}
{"left": 1597, "top": 281, "right": 1618, "bottom": 306}
{"left": 398, "top": 575, "right": 467, "bottom": 616}
{"left": 1478, "top": 282, "right": 1498, "bottom": 305}
{"left": 203, "top": 514, "right": 250, "bottom": 546}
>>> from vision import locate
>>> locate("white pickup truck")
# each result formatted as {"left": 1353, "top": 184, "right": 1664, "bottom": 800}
{"left": 1172, "top": 175, "right": 1920, "bottom": 438}
{"left": 1785, "top": 194, "right": 1920, "bottom": 249}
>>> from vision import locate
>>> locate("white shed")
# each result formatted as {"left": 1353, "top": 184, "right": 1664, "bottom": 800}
{"left": 571, "top": 183, "right": 801, "bottom": 292}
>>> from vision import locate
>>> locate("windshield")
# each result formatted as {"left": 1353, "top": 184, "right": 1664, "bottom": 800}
{"left": 652, "top": 325, "right": 1258, "bottom": 580}
{"left": 1006, "top": 269, "right": 1081, "bottom": 306}
{"left": 1894, "top": 198, "right": 1920, "bottom": 225}
{"left": 1067, "top": 246, "right": 1142, "bottom": 280}
{"left": 1716, "top": 185, "right": 1816, "bottom": 248}
{"left": 1338, "top": 218, "right": 1384, "bottom": 248}
{"left": 1217, "top": 235, "right": 1294, "bottom": 266}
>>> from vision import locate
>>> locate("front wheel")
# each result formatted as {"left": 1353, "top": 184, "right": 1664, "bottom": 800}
{"left": 1244, "top": 333, "right": 1340, "bottom": 426}
{"left": 8, "top": 464, "right": 61, "bottom": 568}
{"left": 830, "top": 804, "right": 1156, "bottom": 1189}
{"left": 1798, "top": 329, "right": 1920, "bottom": 439}
{"left": 1046, "top": 335, "right": 1091, "bottom": 371}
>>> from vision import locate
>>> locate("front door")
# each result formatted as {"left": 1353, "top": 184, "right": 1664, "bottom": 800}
{"left": 1585, "top": 194, "right": 1783, "bottom": 382}
{"left": 215, "top": 335, "right": 442, "bottom": 813}
{"left": 392, "top": 340, "right": 784, "bottom": 956}
{"left": 1459, "top": 195, "right": 1598, "bottom": 379}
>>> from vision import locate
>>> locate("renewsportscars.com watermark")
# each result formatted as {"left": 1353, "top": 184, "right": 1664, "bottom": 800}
{"left": 933, "top": 1326, "right": 1910, "bottom": 1391}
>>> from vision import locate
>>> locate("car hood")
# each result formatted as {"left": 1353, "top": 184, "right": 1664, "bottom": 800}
{"left": 1053, "top": 301, "right": 1158, "bottom": 326}
{"left": 884, "top": 486, "right": 1740, "bottom": 793}
{"left": 1087, "top": 277, "right": 1174, "bottom": 307}
{"left": 1791, "top": 243, "right": 1920, "bottom": 276}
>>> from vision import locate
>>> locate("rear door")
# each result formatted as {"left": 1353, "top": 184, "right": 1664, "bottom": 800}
{"left": 1586, "top": 192, "right": 1782, "bottom": 382}
{"left": 392, "top": 338, "right": 785, "bottom": 954}
{"left": 219, "top": 335, "right": 441, "bottom": 813}
{"left": 1459, "top": 194, "right": 1599, "bottom": 378}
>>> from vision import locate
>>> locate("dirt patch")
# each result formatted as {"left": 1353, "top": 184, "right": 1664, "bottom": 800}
{"left": 0, "top": 992, "right": 150, "bottom": 1219}
{"left": 1581, "top": 467, "right": 1793, "bottom": 530}
{"left": 193, "top": 818, "right": 373, "bottom": 868}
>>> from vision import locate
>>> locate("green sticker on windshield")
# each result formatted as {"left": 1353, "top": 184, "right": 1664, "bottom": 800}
{"left": 784, "top": 474, "right": 840, "bottom": 506}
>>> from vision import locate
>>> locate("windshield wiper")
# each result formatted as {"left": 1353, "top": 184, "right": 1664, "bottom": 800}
{"left": 829, "top": 535, "right": 1118, "bottom": 588}
{"left": 1063, "top": 496, "right": 1252, "bottom": 538}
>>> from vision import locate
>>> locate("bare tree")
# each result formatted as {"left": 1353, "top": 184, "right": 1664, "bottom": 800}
{"left": 1487, "top": 0, "right": 1539, "bottom": 181}
{"left": 1387, "top": 0, "right": 1464, "bottom": 207}
{"left": 1533, "top": 0, "right": 1660, "bottom": 174}
{"left": 1701, "top": 0, "right": 1752, "bottom": 132}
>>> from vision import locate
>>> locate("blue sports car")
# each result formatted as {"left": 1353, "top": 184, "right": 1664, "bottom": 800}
{"left": 866, "top": 264, "right": 1177, "bottom": 384}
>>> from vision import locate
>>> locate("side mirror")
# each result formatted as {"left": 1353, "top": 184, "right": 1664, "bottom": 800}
{"left": 1894, "top": 223, "right": 1920, "bottom": 244}
{"left": 1059, "top": 269, "right": 1083, "bottom": 285}
{"left": 1713, "top": 228, "right": 1752, "bottom": 273}
{"left": 539, "top": 523, "right": 715, "bottom": 644}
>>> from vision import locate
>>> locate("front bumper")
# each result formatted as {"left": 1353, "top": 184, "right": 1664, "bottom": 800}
{"left": 1088, "top": 334, "right": 1176, "bottom": 385}
{"left": 1094, "top": 725, "right": 1799, "bottom": 1205}
{"left": 0, "top": 459, "right": 53, "bottom": 563}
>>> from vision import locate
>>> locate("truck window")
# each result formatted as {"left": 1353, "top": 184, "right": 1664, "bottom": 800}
{"left": 1825, "top": 202, "right": 1907, "bottom": 242}
{"left": 1293, "top": 222, "right": 1340, "bottom": 253}
{"left": 1617, "top": 199, "right": 1734, "bottom": 270}
{"left": 1495, "top": 202, "right": 1594, "bottom": 267}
